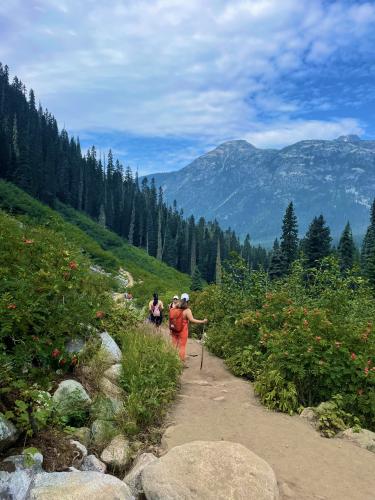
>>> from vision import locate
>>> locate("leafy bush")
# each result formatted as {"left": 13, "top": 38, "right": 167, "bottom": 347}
{"left": 195, "top": 257, "right": 375, "bottom": 431}
{"left": 314, "top": 395, "right": 361, "bottom": 438}
{"left": 118, "top": 325, "right": 182, "bottom": 435}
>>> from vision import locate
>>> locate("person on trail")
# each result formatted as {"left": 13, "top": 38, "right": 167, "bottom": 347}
{"left": 169, "top": 295, "right": 179, "bottom": 309}
{"left": 149, "top": 293, "right": 163, "bottom": 327}
{"left": 169, "top": 292, "right": 207, "bottom": 363}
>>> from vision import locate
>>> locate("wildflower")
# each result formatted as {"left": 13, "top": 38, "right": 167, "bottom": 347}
{"left": 51, "top": 348, "right": 61, "bottom": 358}
{"left": 334, "top": 341, "right": 342, "bottom": 348}
{"left": 303, "top": 320, "right": 309, "bottom": 328}
{"left": 96, "top": 310, "right": 105, "bottom": 319}
{"left": 71, "top": 355, "right": 78, "bottom": 366}
{"left": 68, "top": 261, "right": 78, "bottom": 270}
{"left": 59, "top": 358, "right": 66, "bottom": 366}
{"left": 364, "top": 367, "right": 369, "bottom": 376}
{"left": 7, "top": 304, "right": 16, "bottom": 310}
{"left": 315, "top": 335, "right": 321, "bottom": 342}
{"left": 23, "top": 238, "right": 34, "bottom": 244}
{"left": 351, "top": 352, "right": 357, "bottom": 361}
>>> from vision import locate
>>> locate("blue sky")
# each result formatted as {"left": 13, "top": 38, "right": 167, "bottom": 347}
{"left": 1, "top": 0, "right": 375, "bottom": 174}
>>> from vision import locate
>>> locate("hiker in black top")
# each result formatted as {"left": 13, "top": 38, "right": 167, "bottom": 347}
{"left": 148, "top": 293, "right": 163, "bottom": 327}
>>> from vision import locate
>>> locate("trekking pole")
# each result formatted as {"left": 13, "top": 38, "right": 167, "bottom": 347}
{"left": 200, "top": 325, "right": 206, "bottom": 370}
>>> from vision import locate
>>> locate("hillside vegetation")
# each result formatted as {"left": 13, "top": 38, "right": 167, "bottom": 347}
{"left": 0, "top": 180, "right": 191, "bottom": 304}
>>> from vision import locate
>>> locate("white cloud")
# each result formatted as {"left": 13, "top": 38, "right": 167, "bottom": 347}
{"left": 1, "top": 0, "right": 375, "bottom": 148}
{"left": 245, "top": 118, "right": 364, "bottom": 149}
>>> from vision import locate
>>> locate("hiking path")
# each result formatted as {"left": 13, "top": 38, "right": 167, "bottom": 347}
{"left": 160, "top": 337, "right": 375, "bottom": 500}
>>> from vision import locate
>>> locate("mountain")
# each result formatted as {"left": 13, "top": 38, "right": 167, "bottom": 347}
{"left": 148, "top": 136, "right": 375, "bottom": 244}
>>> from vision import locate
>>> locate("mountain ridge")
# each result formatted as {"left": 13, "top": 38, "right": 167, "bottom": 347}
{"left": 147, "top": 135, "right": 375, "bottom": 244}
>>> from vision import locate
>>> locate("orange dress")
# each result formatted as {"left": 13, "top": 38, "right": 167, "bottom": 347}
{"left": 171, "top": 315, "right": 189, "bottom": 361}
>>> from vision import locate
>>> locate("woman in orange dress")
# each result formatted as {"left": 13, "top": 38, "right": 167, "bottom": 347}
{"left": 172, "top": 292, "right": 207, "bottom": 362}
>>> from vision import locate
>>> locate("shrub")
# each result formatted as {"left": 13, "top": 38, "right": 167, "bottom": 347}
{"left": 197, "top": 256, "right": 375, "bottom": 431}
{"left": 118, "top": 325, "right": 182, "bottom": 435}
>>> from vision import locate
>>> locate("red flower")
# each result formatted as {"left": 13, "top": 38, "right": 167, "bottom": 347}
{"left": 68, "top": 261, "right": 78, "bottom": 270}
{"left": 95, "top": 310, "right": 105, "bottom": 319}
{"left": 71, "top": 355, "right": 78, "bottom": 366}
{"left": 351, "top": 352, "right": 357, "bottom": 361}
{"left": 51, "top": 348, "right": 61, "bottom": 358}
{"left": 7, "top": 304, "right": 16, "bottom": 310}
{"left": 364, "top": 367, "right": 369, "bottom": 376}
{"left": 59, "top": 358, "right": 66, "bottom": 366}
{"left": 23, "top": 239, "right": 34, "bottom": 244}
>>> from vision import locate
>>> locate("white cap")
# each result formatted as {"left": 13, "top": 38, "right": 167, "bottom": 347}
{"left": 173, "top": 295, "right": 179, "bottom": 299}
{"left": 181, "top": 293, "right": 190, "bottom": 301}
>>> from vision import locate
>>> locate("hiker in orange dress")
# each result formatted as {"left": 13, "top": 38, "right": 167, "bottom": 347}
{"left": 171, "top": 292, "right": 207, "bottom": 362}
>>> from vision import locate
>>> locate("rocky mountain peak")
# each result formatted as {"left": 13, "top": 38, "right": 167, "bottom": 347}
{"left": 335, "top": 135, "right": 361, "bottom": 143}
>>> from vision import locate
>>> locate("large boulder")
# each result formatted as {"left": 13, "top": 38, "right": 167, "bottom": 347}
{"left": 68, "top": 427, "right": 91, "bottom": 448}
{"left": 337, "top": 428, "right": 375, "bottom": 453}
{"left": 123, "top": 453, "right": 158, "bottom": 497}
{"left": 101, "top": 434, "right": 131, "bottom": 468}
{"left": 91, "top": 396, "right": 122, "bottom": 421}
{"left": 28, "top": 471, "right": 134, "bottom": 499}
{"left": 100, "top": 331, "right": 122, "bottom": 364}
{"left": 0, "top": 415, "right": 19, "bottom": 451}
{"left": 141, "top": 441, "right": 279, "bottom": 500}
{"left": 52, "top": 380, "right": 91, "bottom": 418}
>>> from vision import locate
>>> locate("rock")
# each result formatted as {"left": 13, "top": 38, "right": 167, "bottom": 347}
{"left": 65, "top": 338, "right": 85, "bottom": 354}
{"left": 100, "top": 331, "right": 122, "bottom": 364}
{"left": 213, "top": 396, "right": 225, "bottom": 401}
{"left": 104, "top": 364, "right": 122, "bottom": 383}
{"left": 123, "top": 453, "right": 157, "bottom": 497}
{"left": 0, "top": 450, "right": 43, "bottom": 500}
{"left": 337, "top": 428, "right": 375, "bottom": 453}
{"left": 80, "top": 455, "right": 107, "bottom": 473}
{"left": 28, "top": 471, "right": 134, "bottom": 499}
{"left": 68, "top": 427, "right": 91, "bottom": 448}
{"left": 141, "top": 441, "right": 279, "bottom": 500}
{"left": 52, "top": 380, "right": 91, "bottom": 418}
{"left": 91, "top": 396, "right": 123, "bottom": 421}
{"left": 101, "top": 434, "right": 131, "bottom": 468}
{"left": 70, "top": 440, "right": 88, "bottom": 464}
{"left": 300, "top": 407, "right": 317, "bottom": 425}
{"left": 91, "top": 419, "right": 117, "bottom": 447}
{"left": 99, "top": 377, "right": 125, "bottom": 400}
{"left": 4, "top": 450, "right": 43, "bottom": 473}
{"left": 0, "top": 415, "right": 19, "bottom": 451}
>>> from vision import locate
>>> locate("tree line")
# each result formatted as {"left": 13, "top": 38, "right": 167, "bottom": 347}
{"left": 1, "top": 63, "right": 374, "bottom": 287}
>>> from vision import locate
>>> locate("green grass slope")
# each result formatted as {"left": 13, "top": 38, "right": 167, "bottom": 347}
{"left": 0, "top": 180, "right": 191, "bottom": 304}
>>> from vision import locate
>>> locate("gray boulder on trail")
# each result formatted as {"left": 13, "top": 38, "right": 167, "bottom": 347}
{"left": 141, "top": 440, "right": 279, "bottom": 500}
{"left": 100, "top": 331, "right": 122, "bottom": 364}
{"left": 123, "top": 453, "right": 158, "bottom": 497}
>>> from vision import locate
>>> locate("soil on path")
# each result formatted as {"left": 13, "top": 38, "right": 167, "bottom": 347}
{"left": 161, "top": 338, "right": 375, "bottom": 500}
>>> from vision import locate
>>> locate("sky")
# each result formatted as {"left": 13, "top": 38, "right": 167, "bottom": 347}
{"left": 1, "top": 0, "right": 375, "bottom": 175}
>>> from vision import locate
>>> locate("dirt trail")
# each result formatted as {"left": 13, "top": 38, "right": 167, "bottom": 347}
{"left": 161, "top": 338, "right": 375, "bottom": 500}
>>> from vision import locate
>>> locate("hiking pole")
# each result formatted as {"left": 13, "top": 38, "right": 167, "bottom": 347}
{"left": 200, "top": 325, "right": 206, "bottom": 370}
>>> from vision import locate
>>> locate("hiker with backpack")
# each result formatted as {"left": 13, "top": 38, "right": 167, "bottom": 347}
{"left": 149, "top": 293, "right": 163, "bottom": 327}
{"left": 169, "top": 292, "right": 207, "bottom": 362}
{"left": 169, "top": 295, "right": 179, "bottom": 309}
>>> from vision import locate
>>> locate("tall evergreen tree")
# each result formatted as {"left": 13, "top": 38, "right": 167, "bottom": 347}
{"left": 215, "top": 237, "right": 222, "bottom": 285}
{"left": 280, "top": 201, "right": 298, "bottom": 271}
{"left": 361, "top": 199, "right": 375, "bottom": 284}
{"left": 190, "top": 266, "right": 203, "bottom": 291}
{"left": 338, "top": 222, "right": 355, "bottom": 272}
{"left": 303, "top": 215, "right": 332, "bottom": 268}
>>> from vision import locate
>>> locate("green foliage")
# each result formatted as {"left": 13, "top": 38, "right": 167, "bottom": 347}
{"left": 314, "top": 395, "right": 361, "bottom": 438}
{"left": 195, "top": 256, "right": 375, "bottom": 431}
{"left": 0, "top": 209, "right": 111, "bottom": 380}
{"left": 190, "top": 267, "right": 203, "bottom": 291}
{"left": 280, "top": 201, "right": 298, "bottom": 271}
{"left": 302, "top": 214, "right": 332, "bottom": 268}
{"left": 338, "top": 222, "right": 356, "bottom": 272}
{"left": 118, "top": 325, "right": 182, "bottom": 435}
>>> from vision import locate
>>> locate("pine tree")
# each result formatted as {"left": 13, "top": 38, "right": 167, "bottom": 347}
{"left": 215, "top": 237, "right": 222, "bottom": 285}
{"left": 280, "top": 201, "right": 298, "bottom": 271}
{"left": 128, "top": 200, "right": 135, "bottom": 244}
{"left": 269, "top": 249, "right": 286, "bottom": 280}
{"left": 338, "top": 222, "right": 355, "bottom": 272}
{"left": 190, "top": 266, "right": 203, "bottom": 291}
{"left": 303, "top": 215, "right": 332, "bottom": 268}
{"left": 361, "top": 199, "right": 375, "bottom": 284}
{"left": 190, "top": 226, "right": 196, "bottom": 275}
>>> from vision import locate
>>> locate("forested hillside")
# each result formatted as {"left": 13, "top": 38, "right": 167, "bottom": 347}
{"left": 0, "top": 63, "right": 269, "bottom": 282}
